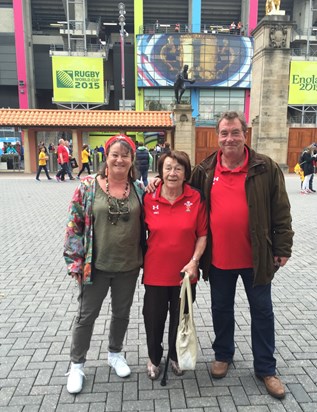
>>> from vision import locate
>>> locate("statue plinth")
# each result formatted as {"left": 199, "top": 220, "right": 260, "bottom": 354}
{"left": 173, "top": 103, "right": 191, "bottom": 109}
{"left": 267, "top": 10, "right": 285, "bottom": 16}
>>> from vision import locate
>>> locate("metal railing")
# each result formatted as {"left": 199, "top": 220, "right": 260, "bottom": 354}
{"left": 139, "top": 23, "right": 243, "bottom": 35}
{"left": 291, "top": 47, "right": 317, "bottom": 57}
{"left": 292, "top": 27, "right": 317, "bottom": 38}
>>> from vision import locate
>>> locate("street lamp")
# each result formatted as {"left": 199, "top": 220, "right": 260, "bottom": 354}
{"left": 118, "top": 2, "right": 126, "bottom": 110}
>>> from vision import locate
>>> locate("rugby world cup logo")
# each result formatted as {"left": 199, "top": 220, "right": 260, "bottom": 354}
{"left": 56, "top": 70, "right": 74, "bottom": 88}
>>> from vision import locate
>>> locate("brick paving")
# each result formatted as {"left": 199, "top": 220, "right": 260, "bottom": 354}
{"left": 0, "top": 171, "right": 316, "bottom": 411}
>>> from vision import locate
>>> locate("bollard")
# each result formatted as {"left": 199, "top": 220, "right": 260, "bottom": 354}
{"left": 92, "top": 153, "right": 100, "bottom": 172}
{"left": 49, "top": 152, "right": 58, "bottom": 173}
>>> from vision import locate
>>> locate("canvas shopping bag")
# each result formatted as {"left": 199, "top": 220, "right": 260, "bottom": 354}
{"left": 176, "top": 272, "right": 198, "bottom": 370}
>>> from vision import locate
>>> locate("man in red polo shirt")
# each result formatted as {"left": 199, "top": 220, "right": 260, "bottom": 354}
{"left": 55, "top": 138, "right": 69, "bottom": 182}
{"left": 190, "top": 111, "right": 293, "bottom": 399}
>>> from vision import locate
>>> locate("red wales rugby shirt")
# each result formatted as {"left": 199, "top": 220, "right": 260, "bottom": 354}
{"left": 143, "top": 182, "right": 207, "bottom": 286}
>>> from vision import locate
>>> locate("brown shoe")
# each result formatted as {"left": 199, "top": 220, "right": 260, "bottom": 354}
{"left": 259, "top": 375, "right": 285, "bottom": 399}
{"left": 210, "top": 361, "right": 229, "bottom": 379}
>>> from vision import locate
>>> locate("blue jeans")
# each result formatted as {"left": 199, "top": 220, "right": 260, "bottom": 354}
{"left": 209, "top": 265, "right": 276, "bottom": 376}
{"left": 138, "top": 167, "right": 149, "bottom": 187}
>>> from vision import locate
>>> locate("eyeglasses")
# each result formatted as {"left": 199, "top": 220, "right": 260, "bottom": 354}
{"left": 108, "top": 196, "right": 130, "bottom": 225}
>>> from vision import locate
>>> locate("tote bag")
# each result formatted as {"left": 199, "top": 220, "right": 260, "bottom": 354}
{"left": 70, "top": 157, "right": 78, "bottom": 169}
{"left": 176, "top": 272, "right": 198, "bottom": 370}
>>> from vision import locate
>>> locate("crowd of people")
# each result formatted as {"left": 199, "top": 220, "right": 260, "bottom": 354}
{"left": 35, "top": 139, "right": 172, "bottom": 183}
{"left": 62, "top": 111, "right": 295, "bottom": 402}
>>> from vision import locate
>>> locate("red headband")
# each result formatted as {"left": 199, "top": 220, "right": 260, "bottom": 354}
{"left": 105, "top": 134, "right": 136, "bottom": 153}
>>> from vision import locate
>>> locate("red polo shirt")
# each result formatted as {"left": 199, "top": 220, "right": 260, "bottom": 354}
{"left": 210, "top": 149, "right": 253, "bottom": 269}
{"left": 143, "top": 182, "right": 207, "bottom": 286}
{"left": 57, "top": 144, "right": 69, "bottom": 164}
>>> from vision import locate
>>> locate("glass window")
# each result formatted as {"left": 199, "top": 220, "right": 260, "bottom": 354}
{"left": 199, "top": 89, "right": 245, "bottom": 125}
{"left": 144, "top": 89, "right": 190, "bottom": 110}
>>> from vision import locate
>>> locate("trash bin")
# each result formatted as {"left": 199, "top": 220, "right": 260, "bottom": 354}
{"left": 7, "top": 157, "right": 13, "bottom": 170}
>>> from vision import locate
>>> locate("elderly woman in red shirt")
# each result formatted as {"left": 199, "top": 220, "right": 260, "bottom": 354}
{"left": 142, "top": 150, "right": 207, "bottom": 379}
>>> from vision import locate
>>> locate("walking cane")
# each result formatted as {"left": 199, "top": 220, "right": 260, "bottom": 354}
{"left": 160, "top": 272, "right": 185, "bottom": 386}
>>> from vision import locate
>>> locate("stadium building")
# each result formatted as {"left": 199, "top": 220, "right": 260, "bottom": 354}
{"left": 0, "top": 0, "right": 316, "bottom": 171}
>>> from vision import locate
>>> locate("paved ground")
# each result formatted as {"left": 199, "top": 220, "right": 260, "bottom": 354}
{"left": 0, "top": 171, "right": 316, "bottom": 412}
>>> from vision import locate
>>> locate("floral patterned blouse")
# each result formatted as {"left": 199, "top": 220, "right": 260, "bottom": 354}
{"left": 64, "top": 174, "right": 145, "bottom": 284}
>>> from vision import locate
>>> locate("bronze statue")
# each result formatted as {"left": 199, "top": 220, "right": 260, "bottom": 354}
{"left": 174, "top": 65, "right": 195, "bottom": 104}
{"left": 266, "top": 0, "right": 281, "bottom": 15}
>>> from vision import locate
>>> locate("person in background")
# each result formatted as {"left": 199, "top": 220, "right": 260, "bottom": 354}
{"left": 309, "top": 143, "right": 317, "bottom": 192}
{"left": 6, "top": 142, "right": 17, "bottom": 154}
{"left": 135, "top": 142, "right": 153, "bottom": 187}
{"left": 98, "top": 144, "right": 105, "bottom": 162}
{"left": 294, "top": 161, "right": 304, "bottom": 190}
{"left": 55, "top": 139, "right": 69, "bottom": 182}
{"left": 48, "top": 142, "right": 55, "bottom": 153}
{"left": 77, "top": 144, "right": 91, "bottom": 179}
{"left": 38, "top": 141, "right": 48, "bottom": 154}
{"left": 35, "top": 146, "right": 52, "bottom": 181}
{"left": 64, "top": 140, "right": 75, "bottom": 181}
{"left": 64, "top": 135, "right": 145, "bottom": 394}
{"left": 237, "top": 21, "right": 243, "bottom": 35}
{"left": 15, "top": 141, "right": 21, "bottom": 156}
{"left": 162, "top": 142, "right": 171, "bottom": 155}
{"left": 155, "top": 143, "right": 162, "bottom": 153}
{"left": 143, "top": 151, "right": 207, "bottom": 380}
{"left": 229, "top": 21, "right": 236, "bottom": 34}
{"left": 189, "top": 111, "right": 293, "bottom": 399}
{"left": 300, "top": 144, "right": 316, "bottom": 194}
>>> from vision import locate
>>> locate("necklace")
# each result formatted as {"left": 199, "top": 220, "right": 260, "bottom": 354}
{"left": 105, "top": 176, "right": 129, "bottom": 198}
{"left": 105, "top": 177, "right": 130, "bottom": 225}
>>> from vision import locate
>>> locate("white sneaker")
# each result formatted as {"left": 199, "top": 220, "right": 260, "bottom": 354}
{"left": 108, "top": 352, "right": 131, "bottom": 378}
{"left": 66, "top": 362, "right": 85, "bottom": 394}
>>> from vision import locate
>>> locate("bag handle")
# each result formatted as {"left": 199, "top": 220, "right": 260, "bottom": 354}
{"left": 178, "top": 272, "right": 194, "bottom": 324}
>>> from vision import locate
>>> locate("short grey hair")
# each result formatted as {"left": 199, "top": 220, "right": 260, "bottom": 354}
{"left": 216, "top": 111, "right": 248, "bottom": 134}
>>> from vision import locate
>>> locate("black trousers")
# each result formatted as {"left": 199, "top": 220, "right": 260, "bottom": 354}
{"left": 143, "top": 284, "right": 196, "bottom": 367}
{"left": 78, "top": 162, "right": 91, "bottom": 177}
{"left": 309, "top": 174, "right": 314, "bottom": 190}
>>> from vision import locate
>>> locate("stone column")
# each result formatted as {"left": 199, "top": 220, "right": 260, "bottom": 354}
{"left": 23, "top": 128, "right": 37, "bottom": 173}
{"left": 250, "top": 15, "right": 294, "bottom": 171}
{"left": 71, "top": 129, "right": 80, "bottom": 167}
{"left": 173, "top": 104, "right": 196, "bottom": 166}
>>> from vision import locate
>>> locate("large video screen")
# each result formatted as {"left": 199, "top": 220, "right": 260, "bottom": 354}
{"left": 137, "top": 33, "right": 253, "bottom": 88}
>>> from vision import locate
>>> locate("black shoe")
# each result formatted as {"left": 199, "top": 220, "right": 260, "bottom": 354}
{"left": 310, "top": 189, "right": 316, "bottom": 192}
{"left": 69, "top": 177, "right": 75, "bottom": 180}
